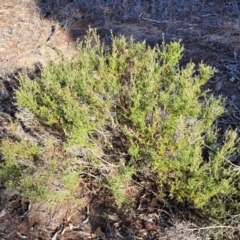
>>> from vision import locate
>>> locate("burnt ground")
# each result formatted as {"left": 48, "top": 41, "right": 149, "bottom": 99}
{"left": 1, "top": 0, "right": 240, "bottom": 239}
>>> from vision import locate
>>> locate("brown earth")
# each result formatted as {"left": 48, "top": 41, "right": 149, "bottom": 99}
{"left": 1, "top": 0, "right": 240, "bottom": 239}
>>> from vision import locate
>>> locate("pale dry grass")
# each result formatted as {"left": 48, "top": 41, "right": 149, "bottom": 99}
{"left": 0, "top": 0, "right": 76, "bottom": 73}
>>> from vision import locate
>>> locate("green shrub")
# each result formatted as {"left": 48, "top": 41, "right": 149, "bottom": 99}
{"left": 0, "top": 139, "right": 41, "bottom": 187}
{"left": 105, "top": 165, "right": 135, "bottom": 206}
{"left": 1, "top": 29, "right": 239, "bottom": 221}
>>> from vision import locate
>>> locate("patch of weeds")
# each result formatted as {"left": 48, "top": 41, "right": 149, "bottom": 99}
{"left": 18, "top": 172, "right": 50, "bottom": 200}
{"left": 106, "top": 165, "right": 135, "bottom": 206}
{"left": 61, "top": 167, "right": 81, "bottom": 192}
{"left": 0, "top": 139, "right": 41, "bottom": 189}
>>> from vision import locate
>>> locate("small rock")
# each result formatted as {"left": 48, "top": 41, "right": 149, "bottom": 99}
{"left": 0, "top": 83, "right": 8, "bottom": 100}
{"left": 231, "top": 95, "right": 236, "bottom": 101}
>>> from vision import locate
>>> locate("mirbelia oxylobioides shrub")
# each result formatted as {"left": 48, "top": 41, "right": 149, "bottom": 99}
{"left": 1, "top": 29, "right": 239, "bottom": 219}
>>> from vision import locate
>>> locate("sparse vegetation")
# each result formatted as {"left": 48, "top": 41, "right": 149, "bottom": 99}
{"left": 1, "top": 29, "right": 240, "bottom": 239}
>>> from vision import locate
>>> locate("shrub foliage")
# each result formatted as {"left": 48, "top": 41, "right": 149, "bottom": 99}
{"left": 1, "top": 29, "right": 240, "bottom": 221}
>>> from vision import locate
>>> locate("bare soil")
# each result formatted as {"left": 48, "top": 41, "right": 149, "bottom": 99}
{"left": 1, "top": 0, "right": 240, "bottom": 239}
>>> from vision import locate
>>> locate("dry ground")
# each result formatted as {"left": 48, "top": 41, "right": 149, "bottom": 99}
{"left": 1, "top": 0, "right": 240, "bottom": 239}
